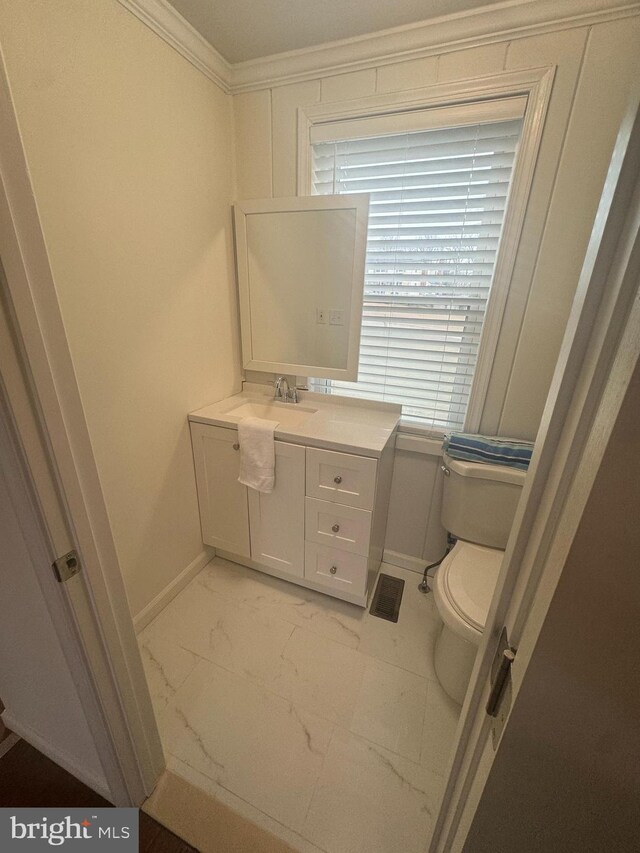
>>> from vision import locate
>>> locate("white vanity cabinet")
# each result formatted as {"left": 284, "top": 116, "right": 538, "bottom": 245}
{"left": 189, "top": 417, "right": 396, "bottom": 607}
{"left": 190, "top": 423, "right": 305, "bottom": 579}
{"left": 190, "top": 423, "right": 250, "bottom": 557}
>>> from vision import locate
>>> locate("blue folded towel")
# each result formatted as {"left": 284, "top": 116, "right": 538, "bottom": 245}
{"left": 443, "top": 432, "right": 533, "bottom": 470}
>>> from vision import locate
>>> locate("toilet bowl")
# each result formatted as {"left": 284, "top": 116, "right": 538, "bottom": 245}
{"left": 432, "top": 541, "right": 503, "bottom": 704}
{"left": 429, "top": 453, "right": 526, "bottom": 704}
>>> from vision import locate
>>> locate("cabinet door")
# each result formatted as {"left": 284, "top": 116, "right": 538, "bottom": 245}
{"left": 248, "top": 441, "right": 305, "bottom": 578}
{"left": 190, "top": 423, "right": 250, "bottom": 556}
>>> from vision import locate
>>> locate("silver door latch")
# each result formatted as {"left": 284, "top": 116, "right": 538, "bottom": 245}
{"left": 486, "top": 626, "right": 516, "bottom": 717}
{"left": 52, "top": 550, "right": 81, "bottom": 583}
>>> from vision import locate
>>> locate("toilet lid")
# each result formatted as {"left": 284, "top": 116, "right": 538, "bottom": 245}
{"left": 442, "top": 542, "right": 503, "bottom": 632}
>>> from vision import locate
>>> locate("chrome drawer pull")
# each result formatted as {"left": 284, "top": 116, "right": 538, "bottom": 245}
{"left": 329, "top": 565, "right": 338, "bottom": 575}
{"left": 332, "top": 523, "right": 340, "bottom": 533}
{"left": 334, "top": 475, "right": 342, "bottom": 484}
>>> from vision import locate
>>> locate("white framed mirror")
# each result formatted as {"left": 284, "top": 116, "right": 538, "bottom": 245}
{"left": 233, "top": 194, "right": 369, "bottom": 380}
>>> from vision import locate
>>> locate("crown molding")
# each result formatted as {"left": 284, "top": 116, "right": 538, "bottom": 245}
{"left": 231, "top": 0, "right": 640, "bottom": 92}
{"left": 117, "top": 0, "right": 232, "bottom": 92}
{"left": 117, "top": 0, "right": 640, "bottom": 96}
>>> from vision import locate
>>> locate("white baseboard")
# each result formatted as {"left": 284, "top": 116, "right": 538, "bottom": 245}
{"left": 383, "top": 549, "right": 428, "bottom": 574}
{"left": 0, "top": 731, "right": 20, "bottom": 760}
{"left": 133, "top": 547, "right": 215, "bottom": 633}
{"left": 1, "top": 712, "right": 112, "bottom": 802}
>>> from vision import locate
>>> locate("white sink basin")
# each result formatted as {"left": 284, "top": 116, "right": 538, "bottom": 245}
{"left": 225, "top": 400, "right": 318, "bottom": 429}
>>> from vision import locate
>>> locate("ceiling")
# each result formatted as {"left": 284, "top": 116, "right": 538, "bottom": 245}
{"left": 166, "top": 0, "right": 500, "bottom": 64}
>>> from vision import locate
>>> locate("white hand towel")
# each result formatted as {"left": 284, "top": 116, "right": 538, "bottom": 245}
{"left": 237, "top": 416, "right": 279, "bottom": 493}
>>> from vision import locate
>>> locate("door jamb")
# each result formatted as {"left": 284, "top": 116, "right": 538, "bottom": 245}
{"left": 429, "top": 92, "right": 640, "bottom": 851}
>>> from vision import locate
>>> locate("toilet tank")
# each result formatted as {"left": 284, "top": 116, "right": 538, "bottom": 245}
{"left": 441, "top": 453, "right": 526, "bottom": 549}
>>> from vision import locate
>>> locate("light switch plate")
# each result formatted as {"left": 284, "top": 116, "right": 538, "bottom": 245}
{"left": 316, "top": 308, "right": 327, "bottom": 324}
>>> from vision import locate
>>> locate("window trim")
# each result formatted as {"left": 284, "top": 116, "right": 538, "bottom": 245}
{"left": 297, "top": 67, "right": 555, "bottom": 435}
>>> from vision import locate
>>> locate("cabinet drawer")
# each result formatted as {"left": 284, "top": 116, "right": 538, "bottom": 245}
{"left": 304, "top": 542, "right": 368, "bottom": 597}
{"left": 305, "top": 498, "right": 371, "bottom": 556}
{"left": 306, "top": 447, "right": 377, "bottom": 509}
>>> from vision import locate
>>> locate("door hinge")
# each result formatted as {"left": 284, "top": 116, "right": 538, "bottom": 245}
{"left": 487, "top": 626, "right": 516, "bottom": 747}
{"left": 52, "top": 550, "right": 81, "bottom": 583}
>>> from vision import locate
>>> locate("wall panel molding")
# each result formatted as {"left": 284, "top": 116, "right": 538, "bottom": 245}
{"left": 116, "top": 0, "right": 639, "bottom": 94}
{"left": 383, "top": 549, "right": 429, "bottom": 574}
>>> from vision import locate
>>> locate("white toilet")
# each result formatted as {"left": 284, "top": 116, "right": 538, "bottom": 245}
{"left": 432, "top": 453, "right": 526, "bottom": 704}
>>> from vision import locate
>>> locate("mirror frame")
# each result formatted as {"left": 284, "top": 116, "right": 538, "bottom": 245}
{"left": 233, "top": 194, "right": 369, "bottom": 380}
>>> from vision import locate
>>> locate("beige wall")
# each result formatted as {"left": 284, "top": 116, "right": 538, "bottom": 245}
{"left": 0, "top": 0, "right": 242, "bottom": 617}
{"left": 233, "top": 16, "right": 640, "bottom": 563}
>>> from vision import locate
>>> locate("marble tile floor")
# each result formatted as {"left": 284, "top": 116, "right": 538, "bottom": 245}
{"left": 139, "top": 557, "right": 461, "bottom": 853}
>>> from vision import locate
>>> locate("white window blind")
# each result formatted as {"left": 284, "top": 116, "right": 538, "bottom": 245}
{"left": 310, "top": 103, "right": 524, "bottom": 432}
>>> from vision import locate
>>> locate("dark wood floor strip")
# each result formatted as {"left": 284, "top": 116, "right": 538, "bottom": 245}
{"left": 0, "top": 738, "right": 196, "bottom": 852}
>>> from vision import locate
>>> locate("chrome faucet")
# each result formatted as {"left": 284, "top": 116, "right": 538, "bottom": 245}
{"left": 274, "top": 376, "right": 289, "bottom": 401}
{"left": 274, "top": 376, "right": 299, "bottom": 404}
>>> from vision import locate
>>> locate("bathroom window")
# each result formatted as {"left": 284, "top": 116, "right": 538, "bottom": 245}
{"left": 309, "top": 98, "right": 525, "bottom": 433}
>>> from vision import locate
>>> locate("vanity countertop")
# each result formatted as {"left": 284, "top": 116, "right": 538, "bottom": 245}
{"left": 188, "top": 384, "right": 401, "bottom": 458}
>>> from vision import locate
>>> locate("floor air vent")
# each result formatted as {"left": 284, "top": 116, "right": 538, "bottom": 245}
{"left": 370, "top": 574, "right": 405, "bottom": 623}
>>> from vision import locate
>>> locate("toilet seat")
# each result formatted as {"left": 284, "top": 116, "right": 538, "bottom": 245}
{"left": 433, "top": 541, "right": 503, "bottom": 646}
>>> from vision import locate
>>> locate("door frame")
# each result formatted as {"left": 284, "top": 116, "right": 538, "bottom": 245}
{"left": 0, "top": 54, "right": 164, "bottom": 805}
{"left": 429, "top": 92, "right": 640, "bottom": 851}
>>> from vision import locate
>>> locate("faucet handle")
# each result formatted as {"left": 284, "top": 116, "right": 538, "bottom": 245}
{"left": 287, "top": 387, "right": 299, "bottom": 404}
